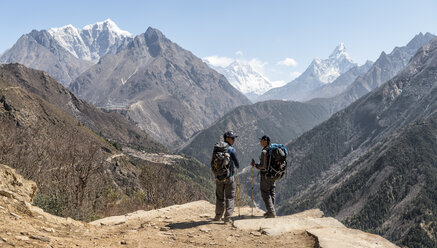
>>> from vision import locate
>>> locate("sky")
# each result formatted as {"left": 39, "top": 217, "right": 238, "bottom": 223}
{"left": 1, "top": 0, "right": 437, "bottom": 83}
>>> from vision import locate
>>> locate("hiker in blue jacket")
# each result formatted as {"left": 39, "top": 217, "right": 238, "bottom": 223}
{"left": 251, "top": 135, "right": 276, "bottom": 218}
{"left": 214, "top": 131, "right": 240, "bottom": 223}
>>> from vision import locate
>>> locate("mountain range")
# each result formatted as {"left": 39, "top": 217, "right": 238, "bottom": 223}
{"left": 1, "top": 19, "right": 436, "bottom": 247}
{"left": 257, "top": 43, "right": 358, "bottom": 102}
{"left": 316, "top": 32, "right": 436, "bottom": 114}
{"left": 181, "top": 33, "right": 434, "bottom": 170}
{"left": 273, "top": 36, "right": 437, "bottom": 247}
{"left": 70, "top": 27, "right": 250, "bottom": 148}
{"left": 0, "top": 29, "right": 93, "bottom": 86}
{"left": 0, "top": 19, "right": 132, "bottom": 86}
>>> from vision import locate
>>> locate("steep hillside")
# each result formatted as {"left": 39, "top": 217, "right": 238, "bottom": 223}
{"left": 0, "top": 73, "right": 213, "bottom": 221}
{"left": 0, "top": 63, "right": 166, "bottom": 153}
{"left": 71, "top": 27, "right": 250, "bottom": 149}
{"left": 273, "top": 37, "right": 437, "bottom": 247}
{"left": 179, "top": 100, "right": 330, "bottom": 167}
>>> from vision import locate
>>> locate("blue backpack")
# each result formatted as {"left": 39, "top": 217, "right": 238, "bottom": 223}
{"left": 266, "top": 143, "right": 288, "bottom": 180}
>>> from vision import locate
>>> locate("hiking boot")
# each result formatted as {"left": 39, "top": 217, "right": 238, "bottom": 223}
{"left": 213, "top": 215, "right": 222, "bottom": 221}
{"left": 223, "top": 217, "right": 233, "bottom": 224}
{"left": 264, "top": 212, "right": 276, "bottom": 218}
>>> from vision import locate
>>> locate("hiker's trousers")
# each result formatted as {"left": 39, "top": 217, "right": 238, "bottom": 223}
{"left": 260, "top": 173, "right": 276, "bottom": 214}
{"left": 215, "top": 176, "right": 236, "bottom": 218}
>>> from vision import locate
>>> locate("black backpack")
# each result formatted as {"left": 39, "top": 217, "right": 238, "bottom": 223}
{"left": 211, "top": 141, "right": 231, "bottom": 180}
{"left": 266, "top": 143, "right": 288, "bottom": 180}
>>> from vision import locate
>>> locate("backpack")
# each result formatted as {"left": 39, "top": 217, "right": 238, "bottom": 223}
{"left": 211, "top": 141, "right": 232, "bottom": 180}
{"left": 266, "top": 143, "right": 288, "bottom": 180}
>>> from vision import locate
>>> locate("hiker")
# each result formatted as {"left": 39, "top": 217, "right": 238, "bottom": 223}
{"left": 212, "top": 131, "right": 240, "bottom": 223}
{"left": 250, "top": 135, "right": 276, "bottom": 218}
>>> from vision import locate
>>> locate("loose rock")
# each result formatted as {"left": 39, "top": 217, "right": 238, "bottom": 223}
{"left": 15, "top": 235, "right": 29, "bottom": 241}
{"left": 30, "top": 235, "right": 50, "bottom": 242}
{"left": 10, "top": 212, "right": 22, "bottom": 219}
{"left": 160, "top": 226, "right": 170, "bottom": 231}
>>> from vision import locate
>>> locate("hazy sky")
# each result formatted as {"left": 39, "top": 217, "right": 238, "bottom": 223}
{"left": 1, "top": 0, "right": 436, "bottom": 83}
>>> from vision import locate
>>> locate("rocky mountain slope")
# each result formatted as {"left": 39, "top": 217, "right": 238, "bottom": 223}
{"left": 0, "top": 63, "right": 164, "bottom": 152}
{"left": 0, "top": 67, "right": 213, "bottom": 221}
{"left": 0, "top": 30, "right": 93, "bottom": 86}
{"left": 0, "top": 163, "right": 397, "bottom": 247}
{"left": 48, "top": 19, "right": 133, "bottom": 63}
{"left": 179, "top": 34, "right": 434, "bottom": 169}
{"left": 179, "top": 100, "right": 330, "bottom": 167}
{"left": 71, "top": 27, "right": 250, "bottom": 148}
{"left": 272, "top": 37, "right": 437, "bottom": 247}
{"left": 257, "top": 43, "right": 357, "bottom": 102}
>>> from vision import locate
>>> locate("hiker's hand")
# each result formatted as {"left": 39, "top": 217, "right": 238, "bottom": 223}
{"left": 250, "top": 158, "right": 255, "bottom": 166}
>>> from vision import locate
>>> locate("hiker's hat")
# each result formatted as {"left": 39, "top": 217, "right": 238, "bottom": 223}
{"left": 259, "top": 135, "right": 270, "bottom": 142}
{"left": 224, "top": 130, "right": 238, "bottom": 139}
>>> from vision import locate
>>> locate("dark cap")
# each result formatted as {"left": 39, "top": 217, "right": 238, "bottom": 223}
{"left": 259, "top": 135, "right": 270, "bottom": 142}
{"left": 224, "top": 130, "right": 238, "bottom": 139}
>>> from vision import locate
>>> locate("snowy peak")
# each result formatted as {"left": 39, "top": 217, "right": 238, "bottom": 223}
{"left": 48, "top": 19, "right": 133, "bottom": 62}
{"left": 205, "top": 59, "right": 274, "bottom": 96}
{"left": 82, "top": 18, "right": 132, "bottom": 37}
{"left": 329, "top": 42, "right": 351, "bottom": 61}
{"left": 307, "top": 43, "right": 356, "bottom": 84}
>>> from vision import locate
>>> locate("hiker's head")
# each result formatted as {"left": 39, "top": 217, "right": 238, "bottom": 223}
{"left": 259, "top": 135, "right": 270, "bottom": 147}
{"left": 223, "top": 131, "right": 238, "bottom": 145}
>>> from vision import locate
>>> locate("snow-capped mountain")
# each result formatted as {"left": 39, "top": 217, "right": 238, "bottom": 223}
{"left": 205, "top": 59, "right": 276, "bottom": 100}
{"left": 257, "top": 43, "right": 357, "bottom": 102}
{"left": 310, "top": 43, "right": 356, "bottom": 84}
{"left": 48, "top": 19, "right": 133, "bottom": 63}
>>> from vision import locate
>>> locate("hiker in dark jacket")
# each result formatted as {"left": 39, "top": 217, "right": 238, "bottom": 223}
{"left": 214, "top": 131, "right": 240, "bottom": 223}
{"left": 250, "top": 135, "right": 276, "bottom": 218}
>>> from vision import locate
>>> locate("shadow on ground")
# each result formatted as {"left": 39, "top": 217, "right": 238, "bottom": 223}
{"left": 167, "top": 215, "right": 265, "bottom": 230}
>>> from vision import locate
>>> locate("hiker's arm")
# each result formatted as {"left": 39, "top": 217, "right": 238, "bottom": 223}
{"left": 230, "top": 149, "right": 240, "bottom": 169}
{"left": 254, "top": 150, "right": 267, "bottom": 170}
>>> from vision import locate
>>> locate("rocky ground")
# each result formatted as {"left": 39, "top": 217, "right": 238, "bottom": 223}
{"left": 0, "top": 164, "right": 398, "bottom": 247}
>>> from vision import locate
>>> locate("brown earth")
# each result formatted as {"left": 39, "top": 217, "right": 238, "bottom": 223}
{"left": 0, "top": 164, "right": 397, "bottom": 247}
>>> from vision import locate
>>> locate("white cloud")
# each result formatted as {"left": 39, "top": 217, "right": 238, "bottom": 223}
{"left": 235, "top": 50, "right": 243, "bottom": 56}
{"left": 203, "top": 56, "right": 234, "bottom": 67}
{"left": 277, "top": 57, "right": 298, "bottom": 67}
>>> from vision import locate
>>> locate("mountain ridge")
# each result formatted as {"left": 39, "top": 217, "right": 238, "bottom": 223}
{"left": 71, "top": 26, "right": 251, "bottom": 149}
{"left": 273, "top": 37, "right": 437, "bottom": 247}
{"left": 48, "top": 19, "right": 133, "bottom": 63}
{"left": 257, "top": 43, "right": 357, "bottom": 102}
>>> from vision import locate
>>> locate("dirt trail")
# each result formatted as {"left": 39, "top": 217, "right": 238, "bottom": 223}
{"left": 0, "top": 199, "right": 315, "bottom": 247}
